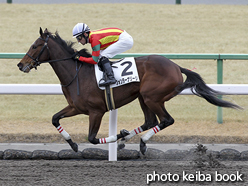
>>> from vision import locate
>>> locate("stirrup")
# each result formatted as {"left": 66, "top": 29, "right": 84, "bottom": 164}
{"left": 99, "top": 79, "right": 116, "bottom": 87}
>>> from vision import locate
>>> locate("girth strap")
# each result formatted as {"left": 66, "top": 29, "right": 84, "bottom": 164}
{"left": 104, "top": 85, "right": 115, "bottom": 111}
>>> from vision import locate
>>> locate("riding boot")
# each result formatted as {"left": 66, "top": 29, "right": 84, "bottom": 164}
{"left": 99, "top": 57, "right": 117, "bottom": 87}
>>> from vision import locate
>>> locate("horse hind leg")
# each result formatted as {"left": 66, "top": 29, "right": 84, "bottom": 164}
{"left": 52, "top": 105, "right": 80, "bottom": 152}
{"left": 118, "top": 121, "right": 158, "bottom": 150}
{"left": 140, "top": 103, "right": 174, "bottom": 155}
{"left": 118, "top": 96, "right": 159, "bottom": 150}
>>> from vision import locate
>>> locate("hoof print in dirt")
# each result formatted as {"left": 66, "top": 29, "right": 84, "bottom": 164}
{"left": 59, "top": 150, "right": 83, "bottom": 159}
{"left": 32, "top": 150, "right": 59, "bottom": 160}
{"left": 117, "top": 149, "right": 140, "bottom": 160}
{"left": 219, "top": 148, "right": 240, "bottom": 161}
{"left": 82, "top": 148, "right": 108, "bottom": 160}
{"left": 3, "top": 149, "right": 32, "bottom": 160}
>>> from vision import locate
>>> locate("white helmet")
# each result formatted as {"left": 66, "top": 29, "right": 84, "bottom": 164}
{"left": 72, "top": 23, "right": 90, "bottom": 38}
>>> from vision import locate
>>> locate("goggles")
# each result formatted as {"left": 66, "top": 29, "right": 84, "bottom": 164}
{"left": 76, "top": 34, "right": 83, "bottom": 41}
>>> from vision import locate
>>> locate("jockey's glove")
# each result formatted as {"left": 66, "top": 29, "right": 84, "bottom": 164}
{"left": 72, "top": 53, "right": 80, "bottom": 60}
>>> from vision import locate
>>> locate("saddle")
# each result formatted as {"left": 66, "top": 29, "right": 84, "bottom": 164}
{"left": 94, "top": 57, "right": 140, "bottom": 110}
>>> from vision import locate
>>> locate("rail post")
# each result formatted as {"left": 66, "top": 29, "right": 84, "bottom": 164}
{"left": 108, "top": 109, "right": 118, "bottom": 161}
{"left": 176, "top": 0, "right": 181, "bottom": 4}
{"left": 217, "top": 58, "right": 223, "bottom": 124}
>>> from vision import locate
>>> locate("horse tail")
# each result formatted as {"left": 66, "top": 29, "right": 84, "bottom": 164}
{"left": 177, "top": 67, "right": 242, "bottom": 109}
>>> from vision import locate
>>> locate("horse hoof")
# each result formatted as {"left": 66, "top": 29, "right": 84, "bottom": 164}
{"left": 117, "top": 141, "right": 125, "bottom": 150}
{"left": 120, "top": 129, "right": 130, "bottom": 137}
{"left": 71, "top": 143, "right": 78, "bottom": 152}
{"left": 140, "top": 139, "right": 147, "bottom": 155}
{"left": 117, "top": 143, "right": 125, "bottom": 150}
{"left": 117, "top": 138, "right": 126, "bottom": 150}
{"left": 66, "top": 139, "right": 78, "bottom": 152}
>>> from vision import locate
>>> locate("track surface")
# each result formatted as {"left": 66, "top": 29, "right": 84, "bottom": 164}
{"left": 0, "top": 160, "right": 247, "bottom": 185}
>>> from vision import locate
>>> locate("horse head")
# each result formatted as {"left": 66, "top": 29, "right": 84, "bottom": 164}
{"left": 17, "top": 27, "right": 50, "bottom": 73}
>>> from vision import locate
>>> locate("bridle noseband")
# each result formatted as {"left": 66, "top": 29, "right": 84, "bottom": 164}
{"left": 26, "top": 35, "right": 50, "bottom": 70}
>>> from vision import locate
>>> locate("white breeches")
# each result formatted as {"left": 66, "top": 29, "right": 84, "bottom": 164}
{"left": 99, "top": 30, "right": 133, "bottom": 59}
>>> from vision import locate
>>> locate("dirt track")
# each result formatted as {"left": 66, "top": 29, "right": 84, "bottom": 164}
{"left": 0, "top": 160, "right": 247, "bottom": 186}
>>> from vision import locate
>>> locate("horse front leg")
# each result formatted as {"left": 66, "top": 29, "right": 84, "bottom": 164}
{"left": 88, "top": 112, "right": 129, "bottom": 145}
{"left": 52, "top": 105, "right": 80, "bottom": 152}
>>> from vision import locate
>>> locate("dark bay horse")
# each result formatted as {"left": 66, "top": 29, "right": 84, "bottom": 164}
{"left": 17, "top": 28, "right": 241, "bottom": 155}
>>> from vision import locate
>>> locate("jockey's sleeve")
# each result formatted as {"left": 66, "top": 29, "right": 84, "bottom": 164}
{"left": 78, "top": 42, "right": 100, "bottom": 64}
{"left": 78, "top": 56, "right": 97, "bottom": 64}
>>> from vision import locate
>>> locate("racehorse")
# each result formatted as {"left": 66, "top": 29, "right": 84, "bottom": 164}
{"left": 17, "top": 28, "right": 241, "bottom": 155}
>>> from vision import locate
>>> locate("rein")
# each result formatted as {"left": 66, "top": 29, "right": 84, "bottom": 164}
{"left": 26, "top": 34, "right": 81, "bottom": 95}
{"left": 39, "top": 57, "right": 73, "bottom": 64}
{"left": 61, "top": 61, "right": 82, "bottom": 95}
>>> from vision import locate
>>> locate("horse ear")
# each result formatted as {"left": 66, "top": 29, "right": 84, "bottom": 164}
{"left": 44, "top": 28, "right": 49, "bottom": 33}
{"left": 39, "top": 27, "right": 43, "bottom": 36}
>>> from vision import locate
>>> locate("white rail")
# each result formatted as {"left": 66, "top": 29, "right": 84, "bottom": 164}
{"left": 0, "top": 84, "right": 248, "bottom": 95}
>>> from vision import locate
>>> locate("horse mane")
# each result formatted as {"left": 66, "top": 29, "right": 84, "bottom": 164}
{"left": 44, "top": 30, "right": 92, "bottom": 58}
{"left": 78, "top": 48, "right": 92, "bottom": 57}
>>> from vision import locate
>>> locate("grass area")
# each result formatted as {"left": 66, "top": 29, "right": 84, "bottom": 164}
{"left": 0, "top": 4, "right": 247, "bottom": 143}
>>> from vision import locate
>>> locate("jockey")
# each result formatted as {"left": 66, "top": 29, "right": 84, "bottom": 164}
{"left": 72, "top": 23, "right": 134, "bottom": 87}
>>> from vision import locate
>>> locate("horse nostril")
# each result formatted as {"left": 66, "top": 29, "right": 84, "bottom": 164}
{"left": 17, "top": 63, "right": 23, "bottom": 70}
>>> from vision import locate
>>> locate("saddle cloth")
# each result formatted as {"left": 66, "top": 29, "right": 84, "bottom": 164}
{"left": 94, "top": 57, "right": 140, "bottom": 90}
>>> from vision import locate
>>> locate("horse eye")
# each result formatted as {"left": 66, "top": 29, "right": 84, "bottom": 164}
{"left": 32, "top": 45, "right": 37, "bottom": 49}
